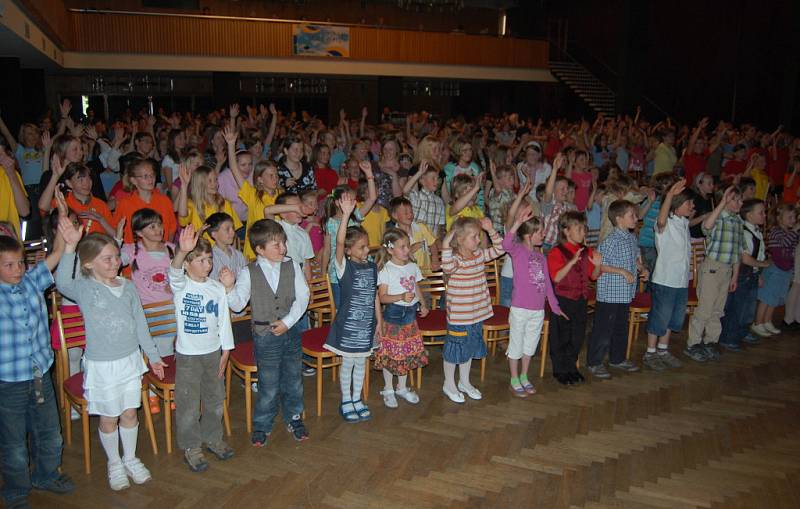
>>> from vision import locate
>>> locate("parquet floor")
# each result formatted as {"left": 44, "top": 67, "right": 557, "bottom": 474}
{"left": 28, "top": 328, "right": 800, "bottom": 509}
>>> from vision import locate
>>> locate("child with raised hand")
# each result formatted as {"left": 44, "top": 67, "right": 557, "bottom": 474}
{"left": 324, "top": 193, "right": 381, "bottom": 422}
{"left": 113, "top": 157, "right": 177, "bottom": 244}
{"left": 0, "top": 219, "right": 74, "bottom": 508}
{"left": 205, "top": 212, "right": 247, "bottom": 282}
{"left": 541, "top": 152, "right": 577, "bottom": 251}
{"left": 169, "top": 224, "right": 235, "bottom": 473}
{"left": 643, "top": 179, "right": 694, "bottom": 370}
{"left": 440, "top": 216, "right": 504, "bottom": 403}
{"left": 177, "top": 163, "right": 243, "bottom": 236}
{"left": 486, "top": 160, "right": 516, "bottom": 234}
{"left": 56, "top": 217, "right": 165, "bottom": 491}
{"left": 502, "top": 203, "right": 564, "bottom": 397}
{"left": 445, "top": 173, "right": 485, "bottom": 232}
{"left": 720, "top": 199, "right": 769, "bottom": 349}
{"left": 388, "top": 196, "right": 439, "bottom": 272}
{"left": 403, "top": 160, "right": 446, "bottom": 237}
{"left": 374, "top": 228, "right": 429, "bottom": 408}
{"left": 752, "top": 204, "right": 800, "bottom": 336}
{"left": 321, "top": 161, "right": 377, "bottom": 307}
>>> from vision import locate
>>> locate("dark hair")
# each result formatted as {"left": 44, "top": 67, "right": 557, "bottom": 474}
{"left": 740, "top": 198, "right": 764, "bottom": 220}
{"left": 0, "top": 235, "right": 23, "bottom": 256}
{"left": 670, "top": 190, "right": 695, "bottom": 214}
{"left": 204, "top": 212, "right": 234, "bottom": 236}
{"left": 739, "top": 177, "right": 756, "bottom": 190}
{"left": 130, "top": 208, "right": 171, "bottom": 271}
{"left": 344, "top": 225, "right": 369, "bottom": 252}
{"left": 133, "top": 131, "right": 153, "bottom": 146}
{"left": 62, "top": 162, "right": 90, "bottom": 185}
{"left": 248, "top": 218, "right": 286, "bottom": 253}
{"left": 323, "top": 185, "right": 358, "bottom": 232}
{"left": 275, "top": 192, "right": 300, "bottom": 206}
{"left": 389, "top": 196, "right": 412, "bottom": 216}
{"left": 516, "top": 216, "right": 543, "bottom": 243}
{"left": 166, "top": 128, "right": 184, "bottom": 162}
{"left": 310, "top": 142, "right": 330, "bottom": 167}
{"left": 608, "top": 199, "right": 636, "bottom": 226}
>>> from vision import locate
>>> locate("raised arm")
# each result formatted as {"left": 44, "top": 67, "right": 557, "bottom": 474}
{"left": 656, "top": 179, "right": 685, "bottom": 232}
{"left": 0, "top": 114, "right": 17, "bottom": 152}
{"left": 223, "top": 124, "right": 244, "bottom": 189}
{"left": 505, "top": 180, "right": 532, "bottom": 232}
{"left": 703, "top": 186, "right": 735, "bottom": 232}
{"left": 451, "top": 173, "right": 483, "bottom": 216}
{"left": 402, "top": 160, "right": 427, "bottom": 195}
{"left": 356, "top": 161, "right": 377, "bottom": 217}
{"left": 336, "top": 193, "right": 356, "bottom": 266}
{"left": 176, "top": 163, "right": 191, "bottom": 219}
{"left": 543, "top": 152, "right": 563, "bottom": 203}
{"left": 359, "top": 106, "right": 367, "bottom": 139}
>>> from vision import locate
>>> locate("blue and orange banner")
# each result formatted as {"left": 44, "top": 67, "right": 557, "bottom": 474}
{"left": 292, "top": 24, "right": 350, "bottom": 57}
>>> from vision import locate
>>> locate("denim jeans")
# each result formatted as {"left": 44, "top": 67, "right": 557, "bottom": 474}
{"left": 719, "top": 271, "right": 759, "bottom": 347}
{"left": 252, "top": 325, "right": 304, "bottom": 433}
{"left": 500, "top": 276, "right": 513, "bottom": 308}
{"left": 383, "top": 303, "right": 417, "bottom": 326}
{"left": 0, "top": 370, "right": 64, "bottom": 504}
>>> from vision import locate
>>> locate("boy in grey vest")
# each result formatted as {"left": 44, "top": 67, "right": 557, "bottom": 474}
{"left": 223, "top": 219, "right": 311, "bottom": 447}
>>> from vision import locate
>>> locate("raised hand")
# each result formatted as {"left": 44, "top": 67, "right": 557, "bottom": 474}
{"left": 223, "top": 124, "right": 237, "bottom": 146}
{"left": 479, "top": 216, "right": 494, "bottom": 232}
{"left": 218, "top": 266, "right": 236, "bottom": 289}
{"left": 51, "top": 156, "right": 65, "bottom": 178}
{"left": 269, "top": 103, "right": 277, "bottom": 116}
{"left": 41, "top": 130, "right": 52, "bottom": 150}
{"left": 553, "top": 152, "right": 565, "bottom": 171}
{"left": 115, "top": 216, "right": 126, "bottom": 239}
{"left": 358, "top": 160, "right": 373, "bottom": 177}
{"left": 668, "top": 178, "right": 687, "bottom": 197}
{"left": 339, "top": 108, "right": 346, "bottom": 122}
{"left": 178, "top": 162, "right": 191, "bottom": 184}
{"left": 54, "top": 187, "right": 69, "bottom": 217}
{"left": 259, "top": 104, "right": 268, "bottom": 118}
{"left": 178, "top": 224, "right": 200, "bottom": 253}
{"left": 514, "top": 202, "right": 534, "bottom": 225}
{"left": 57, "top": 214, "right": 83, "bottom": 248}
{"left": 570, "top": 247, "right": 584, "bottom": 266}
{"left": 338, "top": 193, "right": 357, "bottom": 216}
{"left": 59, "top": 98, "right": 72, "bottom": 119}
{"left": 361, "top": 106, "right": 368, "bottom": 119}
{"left": 229, "top": 103, "right": 240, "bottom": 119}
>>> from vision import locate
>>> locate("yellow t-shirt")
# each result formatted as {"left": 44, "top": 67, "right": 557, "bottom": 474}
{"left": 180, "top": 199, "right": 243, "bottom": 242}
{"left": 361, "top": 205, "right": 390, "bottom": 247}
{"left": 0, "top": 167, "right": 27, "bottom": 238}
{"left": 445, "top": 204, "right": 484, "bottom": 231}
{"left": 409, "top": 222, "right": 437, "bottom": 271}
{"left": 752, "top": 169, "right": 769, "bottom": 201}
{"left": 238, "top": 181, "right": 278, "bottom": 260}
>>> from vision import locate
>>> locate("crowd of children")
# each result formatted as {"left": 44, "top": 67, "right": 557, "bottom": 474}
{"left": 1, "top": 103, "right": 800, "bottom": 508}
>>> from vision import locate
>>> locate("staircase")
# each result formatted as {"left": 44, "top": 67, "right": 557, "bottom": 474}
{"left": 550, "top": 59, "right": 616, "bottom": 116}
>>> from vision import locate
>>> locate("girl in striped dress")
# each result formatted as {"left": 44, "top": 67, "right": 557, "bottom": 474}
{"left": 441, "top": 216, "right": 504, "bottom": 403}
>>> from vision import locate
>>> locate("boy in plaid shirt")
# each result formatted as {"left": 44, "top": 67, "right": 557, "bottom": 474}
{"left": 587, "top": 200, "right": 648, "bottom": 379}
{"left": 0, "top": 221, "right": 74, "bottom": 507}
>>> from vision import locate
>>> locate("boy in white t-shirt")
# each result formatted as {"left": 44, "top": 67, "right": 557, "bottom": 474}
{"left": 170, "top": 225, "right": 235, "bottom": 473}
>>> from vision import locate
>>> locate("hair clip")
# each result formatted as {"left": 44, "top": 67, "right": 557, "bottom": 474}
{"left": 383, "top": 241, "right": 394, "bottom": 249}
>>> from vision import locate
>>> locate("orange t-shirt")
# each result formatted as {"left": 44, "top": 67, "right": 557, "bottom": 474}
{"left": 112, "top": 189, "right": 177, "bottom": 243}
{"left": 51, "top": 194, "right": 114, "bottom": 235}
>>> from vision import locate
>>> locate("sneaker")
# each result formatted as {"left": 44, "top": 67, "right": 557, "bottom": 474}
{"left": 381, "top": 389, "right": 398, "bottom": 408}
{"left": 442, "top": 385, "right": 465, "bottom": 403}
{"left": 123, "top": 457, "right": 152, "bottom": 484}
{"left": 741, "top": 333, "right": 761, "bottom": 345}
{"left": 395, "top": 387, "right": 420, "bottom": 404}
{"left": 763, "top": 322, "right": 781, "bottom": 335}
{"left": 683, "top": 344, "right": 708, "bottom": 363}
{"left": 719, "top": 342, "right": 742, "bottom": 353}
{"left": 32, "top": 473, "right": 75, "bottom": 494}
{"left": 588, "top": 364, "right": 611, "bottom": 379}
{"left": 108, "top": 461, "right": 131, "bottom": 490}
{"left": 250, "top": 431, "right": 269, "bottom": 447}
{"left": 287, "top": 416, "right": 309, "bottom": 441}
{"left": 183, "top": 448, "right": 209, "bottom": 473}
{"left": 609, "top": 359, "right": 640, "bottom": 372}
{"left": 5, "top": 497, "right": 31, "bottom": 509}
{"left": 148, "top": 395, "right": 160, "bottom": 415}
{"left": 750, "top": 323, "right": 773, "bottom": 337}
{"left": 656, "top": 349, "right": 683, "bottom": 368}
{"left": 457, "top": 381, "right": 482, "bottom": 400}
{"left": 642, "top": 352, "right": 666, "bottom": 372}
{"left": 206, "top": 441, "right": 235, "bottom": 461}
{"left": 702, "top": 343, "right": 720, "bottom": 361}
{"left": 302, "top": 366, "right": 316, "bottom": 377}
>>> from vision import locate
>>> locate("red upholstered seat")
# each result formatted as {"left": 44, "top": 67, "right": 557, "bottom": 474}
{"left": 63, "top": 372, "right": 85, "bottom": 400}
{"left": 418, "top": 309, "right": 447, "bottom": 332}
{"left": 147, "top": 354, "right": 176, "bottom": 384}
{"left": 230, "top": 341, "right": 255, "bottom": 366}
{"left": 302, "top": 326, "right": 331, "bottom": 353}
{"left": 631, "top": 292, "right": 652, "bottom": 309}
{"left": 484, "top": 305, "right": 510, "bottom": 327}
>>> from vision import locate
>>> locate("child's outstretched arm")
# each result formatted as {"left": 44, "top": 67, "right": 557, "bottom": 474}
{"left": 451, "top": 173, "right": 483, "bottom": 215}
{"left": 543, "top": 153, "right": 564, "bottom": 203}
{"left": 336, "top": 194, "right": 356, "bottom": 267}
{"left": 223, "top": 123, "right": 244, "bottom": 189}
{"left": 703, "top": 186, "right": 736, "bottom": 233}
{"left": 502, "top": 202, "right": 533, "bottom": 253}
{"left": 54, "top": 214, "right": 85, "bottom": 299}
{"left": 402, "top": 160, "right": 427, "bottom": 196}
{"left": 505, "top": 180, "right": 532, "bottom": 232}
{"left": 176, "top": 163, "right": 191, "bottom": 221}
{"left": 440, "top": 228, "right": 458, "bottom": 274}
{"left": 656, "top": 179, "right": 685, "bottom": 233}
{"left": 479, "top": 217, "right": 504, "bottom": 261}
{"left": 357, "top": 161, "right": 377, "bottom": 217}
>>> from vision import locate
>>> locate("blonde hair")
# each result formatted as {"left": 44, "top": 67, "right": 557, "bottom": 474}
{"left": 188, "top": 165, "right": 223, "bottom": 221}
{"left": 253, "top": 161, "right": 279, "bottom": 203}
{"left": 449, "top": 217, "right": 481, "bottom": 255}
{"left": 77, "top": 233, "right": 118, "bottom": 277}
{"left": 451, "top": 173, "right": 475, "bottom": 203}
{"left": 413, "top": 135, "right": 441, "bottom": 170}
{"left": 375, "top": 228, "right": 408, "bottom": 270}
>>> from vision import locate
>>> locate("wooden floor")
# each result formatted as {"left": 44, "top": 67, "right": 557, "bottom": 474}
{"left": 30, "top": 328, "right": 800, "bottom": 509}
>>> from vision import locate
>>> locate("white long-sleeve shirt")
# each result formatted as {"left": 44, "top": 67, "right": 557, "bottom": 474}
{"left": 227, "top": 257, "right": 310, "bottom": 329}
{"left": 169, "top": 267, "right": 235, "bottom": 355}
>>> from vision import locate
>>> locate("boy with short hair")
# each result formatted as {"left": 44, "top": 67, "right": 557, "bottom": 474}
{"left": 388, "top": 196, "right": 439, "bottom": 271}
{"left": 224, "top": 219, "right": 311, "bottom": 447}
{"left": 170, "top": 225, "right": 235, "bottom": 472}
{"left": 0, "top": 226, "right": 75, "bottom": 507}
{"left": 486, "top": 163, "right": 516, "bottom": 235}
{"left": 402, "top": 162, "right": 446, "bottom": 237}
{"left": 541, "top": 154, "right": 577, "bottom": 251}
{"left": 587, "top": 200, "right": 647, "bottom": 379}
{"left": 205, "top": 212, "right": 247, "bottom": 282}
{"left": 265, "top": 192, "right": 315, "bottom": 281}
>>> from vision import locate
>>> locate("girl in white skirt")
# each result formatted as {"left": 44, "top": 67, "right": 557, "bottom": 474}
{"left": 56, "top": 221, "right": 166, "bottom": 491}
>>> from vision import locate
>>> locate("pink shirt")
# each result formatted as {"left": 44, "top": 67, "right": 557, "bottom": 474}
{"left": 502, "top": 232, "right": 561, "bottom": 313}
{"left": 217, "top": 168, "right": 252, "bottom": 222}
{"left": 572, "top": 170, "right": 593, "bottom": 212}
{"left": 121, "top": 242, "right": 174, "bottom": 304}
{"left": 302, "top": 219, "right": 324, "bottom": 253}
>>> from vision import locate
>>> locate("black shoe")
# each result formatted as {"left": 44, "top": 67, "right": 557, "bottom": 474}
{"left": 564, "top": 373, "right": 577, "bottom": 385}
{"left": 572, "top": 371, "right": 585, "bottom": 383}
{"left": 554, "top": 373, "right": 570, "bottom": 385}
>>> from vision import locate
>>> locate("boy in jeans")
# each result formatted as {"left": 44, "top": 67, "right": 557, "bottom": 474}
{"left": 685, "top": 187, "right": 743, "bottom": 362}
{"left": 587, "top": 200, "right": 647, "bottom": 379}
{"left": 224, "top": 219, "right": 310, "bottom": 447}
{"left": 170, "top": 225, "right": 235, "bottom": 472}
{"left": 0, "top": 223, "right": 74, "bottom": 508}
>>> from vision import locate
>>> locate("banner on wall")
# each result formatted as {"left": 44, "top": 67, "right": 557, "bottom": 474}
{"left": 292, "top": 24, "right": 350, "bottom": 57}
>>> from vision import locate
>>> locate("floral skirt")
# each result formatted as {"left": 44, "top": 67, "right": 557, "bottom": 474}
{"left": 373, "top": 320, "right": 428, "bottom": 375}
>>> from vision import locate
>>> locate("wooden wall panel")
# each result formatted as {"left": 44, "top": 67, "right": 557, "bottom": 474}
{"left": 68, "top": 13, "right": 547, "bottom": 69}
{"left": 18, "top": 0, "right": 74, "bottom": 47}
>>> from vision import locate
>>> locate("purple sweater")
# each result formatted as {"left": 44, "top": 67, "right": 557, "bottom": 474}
{"left": 767, "top": 228, "right": 800, "bottom": 271}
{"left": 502, "top": 231, "right": 562, "bottom": 314}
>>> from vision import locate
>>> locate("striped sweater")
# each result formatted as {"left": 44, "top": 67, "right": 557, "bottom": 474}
{"left": 442, "top": 232, "right": 504, "bottom": 325}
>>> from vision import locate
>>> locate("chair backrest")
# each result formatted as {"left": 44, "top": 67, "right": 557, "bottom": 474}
{"left": 484, "top": 259, "right": 500, "bottom": 305}
{"left": 307, "top": 275, "right": 335, "bottom": 327}
{"left": 55, "top": 309, "right": 86, "bottom": 384}
{"left": 23, "top": 237, "right": 47, "bottom": 269}
{"left": 419, "top": 270, "right": 446, "bottom": 310}
{"left": 690, "top": 239, "right": 706, "bottom": 287}
{"left": 585, "top": 229, "right": 600, "bottom": 248}
{"left": 307, "top": 257, "right": 323, "bottom": 279}
{"left": 142, "top": 300, "right": 178, "bottom": 341}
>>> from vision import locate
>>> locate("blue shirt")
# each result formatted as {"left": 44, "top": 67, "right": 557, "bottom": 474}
{"left": 597, "top": 228, "right": 639, "bottom": 303}
{"left": 0, "top": 263, "right": 54, "bottom": 381}
{"left": 15, "top": 145, "right": 43, "bottom": 186}
{"left": 638, "top": 198, "right": 660, "bottom": 248}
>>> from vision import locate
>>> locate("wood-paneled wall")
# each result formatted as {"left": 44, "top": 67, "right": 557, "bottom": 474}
{"left": 67, "top": 13, "right": 547, "bottom": 68}
{"left": 18, "top": 0, "right": 74, "bottom": 47}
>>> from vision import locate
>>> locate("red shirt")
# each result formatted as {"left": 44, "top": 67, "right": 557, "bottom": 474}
{"left": 547, "top": 242, "right": 598, "bottom": 288}
{"left": 683, "top": 150, "right": 709, "bottom": 185}
{"left": 544, "top": 135, "right": 563, "bottom": 163}
{"left": 768, "top": 147, "right": 789, "bottom": 185}
{"left": 315, "top": 166, "right": 339, "bottom": 195}
{"left": 112, "top": 189, "right": 177, "bottom": 243}
{"left": 54, "top": 194, "right": 114, "bottom": 235}
{"left": 723, "top": 159, "right": 747, "bottom": 179}
{"left": 347, "top": 178, "right": 359, "bottom": 191}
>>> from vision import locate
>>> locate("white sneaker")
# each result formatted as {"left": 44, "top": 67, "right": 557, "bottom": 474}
{"left": 763, "top": 322, "right": 781, "bottom": 335}
{"left": 395, "top": 387, "right": 420, "bottom": 404}
{"left": 70, "top": 408, "right": 80, "bottom": 421}
{"left": 457, "top": 381, "right": 482, "bottom": 400}
{"left": 381, "top": 389, "right": 398, "bottom": 409}
{"left": 750, "top": 323, "right": 774, "bottom": 337}
{"left": 442, "top": 385, "right": 465, "bottom": 404}
{"left": 108, "top": 462, "right": 130, "bottom": 491}
{"left": 123, "top": 457, "right": 152, "bottom": 484}
{"left": 251, "top": 382, "right": 258, "bottom": 393}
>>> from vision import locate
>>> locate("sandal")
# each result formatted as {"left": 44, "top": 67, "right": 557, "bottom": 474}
{"left": 509, "top": 384, "right": 528, "bottom": 398}
{"left": 520, "top": 375, "right": 537, "bottom": 395}
{"left": 339, "top": 401, "right": 360, "bottom": 423}
{"left": 352, "top": 399, "right": 371, "bottom": 421}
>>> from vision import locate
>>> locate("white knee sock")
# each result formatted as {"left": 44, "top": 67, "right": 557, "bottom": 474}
{"left": 382, "top": 368, "right": 394, "bottom": 392}
{"left": 443, "top": 361, "right": 458, "bottom": 393}
{"left": 98, "top": 428, "right": 121, "bottom": 465}
{"left": 458, "top": 359, "right": 473, "bottom": 388}
{"left": 352, "top": 358, "right": 366, "bottom": 402}
{"left": 397, "top": 374, "right": 408, "bottom": 391}
{"left": 119, "top": 424, "right": 139, "bottom": 462}
{"left": 339, "top": 357, "right": 355, "bottom": 402}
